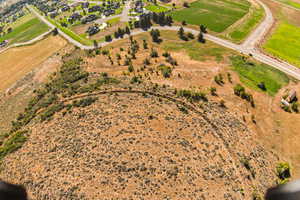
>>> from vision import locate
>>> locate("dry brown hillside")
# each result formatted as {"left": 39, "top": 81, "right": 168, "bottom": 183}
{"left": 1, "top": 78, "right": 278, "bottom": 200}
{"left": 0, "top": 31, "right": 295, "bottom": 200}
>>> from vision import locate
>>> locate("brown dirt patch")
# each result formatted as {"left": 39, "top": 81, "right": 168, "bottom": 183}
{"left": 0, "top": 35, "right": 67, "bottom": 92}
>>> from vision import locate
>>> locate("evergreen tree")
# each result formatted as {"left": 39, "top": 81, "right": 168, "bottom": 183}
{"left": 105, "top": 35, "right": 112, "bottom": 42}
{"left": 150, "top": 29, "right": 161, "bottom": 43}
{"left": 125, "top": 26, "right": 131, "bottom": 34}
{"left": 197, "top": 31, "right": 205, "bottom": 43}
{"left": 143, "top": 39, "right": 148, "bottom": 49}
{"left": 200, "top": 24, "right": 207, "bottom": 33}
{"left": 114, "top": 31, "right": 119, "bottom": 39}
{"left": 178, "top": 27, "right": 187, "bottom": 40}
{"left": 93, "top": 40, "right": 98, "bottom": 48}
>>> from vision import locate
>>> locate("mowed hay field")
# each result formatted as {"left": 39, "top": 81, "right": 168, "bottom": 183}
{"left": 0, "top": 12, "right": 49, "bottom": 45}
{"left": 0, "top": 36, "right": 67, "bottom": 91}
{"left": 170, "top": 0, "right": 251, "bottom": 32}
{"left": 263, "top": 22, "right": 300, "bottom": 68}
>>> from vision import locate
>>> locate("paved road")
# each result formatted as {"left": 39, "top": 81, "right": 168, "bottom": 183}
{"left": 93, "top": 0, "right": 131, "bottom": 24}
{"left": 94, "top": 14, "right": 122, "bottom": 24}
{"left": 69, "top": 0, "right": 103, "bottom": 5}
{"left": 120, "top": 0, "right": 131, "bottom": 22}
{"left": 28, "top": 2, "right": 300, "bottom": 80}
{"left": 241, "top": 0, "right": 274, "bottom": 50}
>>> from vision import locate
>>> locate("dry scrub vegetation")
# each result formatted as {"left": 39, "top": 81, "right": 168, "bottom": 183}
{"left": 0, "top": 30, "right": 298, "bottom": 200}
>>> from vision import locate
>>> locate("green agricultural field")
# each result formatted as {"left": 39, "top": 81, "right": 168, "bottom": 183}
{"left": 275, "top": 0, "right": 300, "bottom": 9}
{"left": 145, "top": 4, "right": 169, "bottom": 12}
{"left": 170, "top": 0, "right": 251, "bottom": 32}
{"left": 0, "top": 13, "right": 49, "bottom": 44}
{"left": 231, "top": 56, "right": 290, "bottom": 96}
{"left": 228, "top": 7, "right": 264, "bottom": 42}
{"left": 263, "top": 22, "right": 300, "bottom": 68}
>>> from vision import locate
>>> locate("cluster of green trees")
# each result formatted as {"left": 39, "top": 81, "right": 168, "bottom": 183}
{"left": 150, "top": 29, "right": 161, "bottom": 43}
{"left": 177, "top": 26, "right": 205, "bottom": 43}
{"left": 133, "top": 12, "right": 173, "bottom": 30}
{"left": 114, "top": 26, "right": 131, "bottom": 39}
{"left": 177, "top": 89, "right": 207, "bottom": 102}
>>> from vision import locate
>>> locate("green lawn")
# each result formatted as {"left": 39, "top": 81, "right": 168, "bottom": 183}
{"left": 145, "top": 4, "right": 169, "bottom": 12}
{"left": 231, "top": 56, "right": 290, "bottom": 96}
{"left": 0, "top": 15, "right": 49, "bottom": 44}
{"left": 263, "top": 22, "right": 300, "bottom": 68}
{"left": 47, "top": 16, "right": 93, "bottom": 46}
{"left": 106, "top": 17, "right": 120, "bottom": 25}
{"left": 228, "top": 7, "right": 264, "bottom": 42}
{"left": 170, "top": 0, "right": 251, "bottom": 32}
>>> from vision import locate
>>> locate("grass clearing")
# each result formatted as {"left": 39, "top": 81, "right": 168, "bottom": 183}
{"left": 231, "top": 56, "right": 290, "bottom": 96}
{"left": 145, "top": 4, "right": 169, "bottom": 12}
{"left": 170, "top": 0, "right": 250, "bottom": 32}
{"left": 228, "top": 7, "right": 264, "bottom": 42}
{"left": 263, "top": 22, "right": 300, "bottom": 68}
{"left": 0, "top": 13, "right": 49, "bottom": 45}
{"left": 106, "top": 17, "right": 121, "bottom": 25}
{"left": 160, "top": 31, "right": 232, "bottom": 62}
{"left": 0, "top": 35, "right": 67, "bottom": 92}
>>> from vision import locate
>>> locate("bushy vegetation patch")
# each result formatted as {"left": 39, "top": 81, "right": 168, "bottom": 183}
{"left": 276, "top": 162, "right": 291, "bottom": 184}
{"left": 177, "top": 89, "right": 207, "bottom": 102}
{"left": 0, "top": 130, "right": 27, "bottom": 160}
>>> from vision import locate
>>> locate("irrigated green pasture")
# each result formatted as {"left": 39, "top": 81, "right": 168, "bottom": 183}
{"left": 170, "top": 0, "right": 251, "bottom": 32}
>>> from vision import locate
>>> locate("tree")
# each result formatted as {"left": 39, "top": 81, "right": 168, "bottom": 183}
{"left": 125, "top": 26, "right": 131, "bottom": 35}
{"left": 183, "top": 2, "right": 189, "bottom": 7}
{"left": 200, "top": 24, "right": 207, "bottom": 33}
{"left": 178, "top": 27, "right": 184, "bottom": 37}
{"left": 150, "top": 29, "right": 161, "bottom": 43}
{"left": 7, "top": 27, "right": 12, "bottom": 33}
{"left": 105, "top": 35, "right": 112, "bottom": 42}
{"left": 93, "top": 40, "right": 98, "bottom": 48}
{"left": 143, "top": 39, "right": 148, "bottom": 49}
{"left": 257, "top": 82, "right": 266, "bottom": 91}
{"left": 165, "top": 16, "right": 173, "bottom": 26}
{"left": 150, "top": 48, "right": 158, "bottom": 58}
{"left": 114, "top": 31, "right": 119, "bottom": 39}
{"left": 52, "top": 28, "right": 59, "bottom": 36}
{"left": 178, "top": 27, "right": 187, "bottom": 41}
{"left": 143, "top": 58, "right": 150, "bottom": 65}
{"left": 128, "top": 64, "right": 134, "bottom": 72}
{"left": 197, "top": 31, "right": 205, "bottom": 43}
{"left": 187, "top": 32, "right": 194, "bottom": 39}
{"left": 292, "top": 102, "right": 299, "bottom": 113}
{"left": 210, "top": 87, "right": 217, "bottom": 96}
